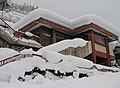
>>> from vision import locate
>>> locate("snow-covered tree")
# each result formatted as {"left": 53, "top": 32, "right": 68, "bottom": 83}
{"left": 0, "top": 0, "right": 10, "bottom": 11}
{"left": 9, "top": 3, "right": 38, "bottom": 15}
{"left": 0, "top": 0, "right": 39, "bottom": 23}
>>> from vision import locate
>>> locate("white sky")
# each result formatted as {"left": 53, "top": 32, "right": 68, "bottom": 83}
{"left": 11, "top": 0, "right": 120, "bottom": 29}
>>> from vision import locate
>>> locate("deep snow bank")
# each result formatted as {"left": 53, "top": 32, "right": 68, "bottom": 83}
{"left": 0, "top": 48, "right": 19, "bottom": 61}
{"left": 40, "top": 50, "right": 93, "bottom": 68}
{"left": 0, "top": 47, "right": 94, "bottom": 83}
{"left": 0, "top": 38, "right": 119, "bottom": 88}
{"left": 37, "top": 38, "right": 92, "bottom": 68}
{"left": 38, "top": 38, "right": 87, "bottom": 53}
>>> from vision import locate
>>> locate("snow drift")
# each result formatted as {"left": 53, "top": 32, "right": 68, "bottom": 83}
{"left": 38, "top": 38, "right": 87, "bottom": 53}
{"left": 0, "top": 48, "right": 19, "bottom": 61}
{"left": 0, "top": 38, "right": 120, "bottom": 88}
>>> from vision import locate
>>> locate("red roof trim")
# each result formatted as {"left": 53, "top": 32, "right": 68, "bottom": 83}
{"left": 19, "top": 18, "right": 71, "bottom": 34}
{"left": 37, "top": 18, "right": 71, "bottom": 34}
{"left": 19, "top": 20, "right": 38, "bottom": 32}
{"left": 73, "top": 23, "right": 118, "bottom": 40}
{"left": 17, "top": 18, "right": 118, "bottom": 40}
{"left": 91, "top": 23, "right": 118, "bottom": 40}
{"left": 72, "top": 23, "right": 92, "bottom": 34}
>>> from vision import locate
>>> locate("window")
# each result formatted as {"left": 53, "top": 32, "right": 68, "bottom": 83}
{"left": 56, "top": 31, "right": 71, "bottom": 42}
{"left": 94, "top": 33, "right": 106, "bottom": 45}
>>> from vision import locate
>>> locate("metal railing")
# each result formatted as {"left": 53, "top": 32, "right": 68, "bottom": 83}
{"left": 0, "top": 53, "right": 46, "bottom": 66}
{"left": 0, "top": 53, "right": 117, "bottom": 72}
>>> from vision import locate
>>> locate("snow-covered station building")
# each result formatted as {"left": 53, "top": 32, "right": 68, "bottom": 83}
{"left": 1, "top": 8, "right": 120, "bottom": 66}
{"left": 12, "top": 8, "right": 120, "bottom": 66}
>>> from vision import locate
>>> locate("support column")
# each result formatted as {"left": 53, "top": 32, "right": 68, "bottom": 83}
{"left": 105, "top": 37, "right": 111, "bottom": 66}
{"left": 52, "top": 30, "right": 56, "bottom": 43}
{"left": 89, "top": 31, "right": 96, "bottom": 63}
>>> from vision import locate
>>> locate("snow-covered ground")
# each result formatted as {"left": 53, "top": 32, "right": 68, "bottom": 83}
{"left": 0, "top": 48, "right": 19, "bottom": 61}
{"left": 0, "top": 72, "right": 120, "bottom": 88}
{"left": 0, "top": 51, "right": 120, "bottom": 88}
{"left": 0, "top": 38, "right": 120, "bottom": 88}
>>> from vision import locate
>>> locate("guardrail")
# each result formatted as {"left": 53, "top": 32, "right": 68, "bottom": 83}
{"left": 0, "top": 53, "right": 46, "bottom": 66}
{"left": 0, "top": 53, "right": 118, "bottom": 72}
{"left": 0, "top": 54, "right": 21, "bottom": 66}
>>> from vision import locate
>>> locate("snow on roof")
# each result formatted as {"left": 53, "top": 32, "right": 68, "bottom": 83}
{"left": 0, "top": 18, "right": 6, "bottom": 26}
{"left": 25, "top": 32, "right": 34, "bottom": 37}
{"left": 8, "top": 11, "right": 25, "bottom": 18}
{"left": 25, "top": 32, "right": 39, "bottom": 38}
{"left": 13, "top": 8, "right": 72, "bottom": 30}
{"left": 5, "top": 21, "right": 14, "bottom": 28}
{"left": 13, "top": 8, "right": 120, "bottom": 37}
{"left": 0, "top": 48, "right": 19, "bottom": 61}
{"left": 0, "top": 23, "right": 41, "bottom": 48}
{"left": 38, "top": 38, "right": 87, "bottom": 53}
{"left": 15, "top": 37, "right": 41, "bottom": 46}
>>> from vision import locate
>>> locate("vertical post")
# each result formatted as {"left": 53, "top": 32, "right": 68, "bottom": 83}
{"left": 89, "top": 31, "right": 96, "bottom": 63}
{"left": 105, "top": 37, "right": 111, "bottom": 66}
{"left": 52, "top": 30, "right": 56, "bottom": 43}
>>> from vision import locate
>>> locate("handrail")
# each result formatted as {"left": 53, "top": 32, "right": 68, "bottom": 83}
{"left": 0, "top": 53, "right": 46, "bottom": 66}
{"left": 0, "top": 53, "right": 117, "bottom": 72}
{"left": 0, "top": 54, "right": 21, "bottom": 66}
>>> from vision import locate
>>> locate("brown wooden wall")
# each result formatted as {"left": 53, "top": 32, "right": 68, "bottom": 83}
{"left": 30, "top": 26, "right": 73, "bottom": 46}
{"left": 31, "top": 26, "right": 52, "bottom": 46}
